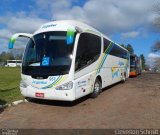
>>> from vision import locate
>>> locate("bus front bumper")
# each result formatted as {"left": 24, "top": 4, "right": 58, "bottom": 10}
{"left": 20, "top": 85, "right": 75, "bottom": 101}
{"left": 130, "top": 71, "right": 136, "bottom": 76}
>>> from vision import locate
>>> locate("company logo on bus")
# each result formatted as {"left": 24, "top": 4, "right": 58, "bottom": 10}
{"left": 42, "top": 24, "right": 57, "bottom": 29}
{"left": 78, "top": 80, "right": 87, "bottom": 87}
{"left": 32, "top": 80, "right": 47, "bottom": 84}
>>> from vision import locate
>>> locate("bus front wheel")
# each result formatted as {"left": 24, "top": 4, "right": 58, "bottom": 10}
{"left": 90, "top": 78, "right": 102, "bottom": 98}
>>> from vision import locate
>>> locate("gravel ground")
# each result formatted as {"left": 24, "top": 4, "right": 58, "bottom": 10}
{"left": 0, "top": 72, "right": 160, "bottom": 129}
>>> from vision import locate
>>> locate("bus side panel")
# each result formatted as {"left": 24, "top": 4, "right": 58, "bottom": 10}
{"left": 74, "top": 61, "right": 99, "bottom": 99}
{"left": 100, "top": 55, "right": 129, "bottom": 88}
{"left": 100, "top": 67, "right": 112, "bottom": 88}
{"left": 74, "top": 71, "right": 96, "bottom": 99}
{"left": 107, "top": 55, "right": 123, "bottom": 84}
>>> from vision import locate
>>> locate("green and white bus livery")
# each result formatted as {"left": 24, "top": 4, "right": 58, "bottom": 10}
{"left": 8, "top": 20, "right": 130, "bottom": 101}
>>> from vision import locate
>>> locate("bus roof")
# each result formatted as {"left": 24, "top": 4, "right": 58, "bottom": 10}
{"left": 34, "top": 20, "right": 101, "bottom": 35}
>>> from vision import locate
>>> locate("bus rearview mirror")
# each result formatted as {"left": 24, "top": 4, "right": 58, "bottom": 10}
{"left": 8, "top": 33, "right": 33, "bottom": 49}
{"left": 8, "top": 37, "right": 16, "bottom": 49}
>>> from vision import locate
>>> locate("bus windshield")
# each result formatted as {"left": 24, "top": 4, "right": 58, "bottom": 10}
{"left": 22, "top": 31, "right": 75, "bottom": 77}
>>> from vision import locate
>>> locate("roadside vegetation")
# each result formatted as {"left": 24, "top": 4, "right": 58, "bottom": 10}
{"left": 0, "top": 67, "right": 24, "bottom": 105}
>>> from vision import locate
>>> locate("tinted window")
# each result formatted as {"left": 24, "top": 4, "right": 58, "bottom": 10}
{"left": 75, "top": 33, "right": 101, "bottom": 71}
{"left": 103, "top": 38, "right": 111, "bottom": 52}
{"left": 130, "top": 56, "right": 137, "bottom": 67}
{"left": 109, "top": 44, "right": 128, "bottom": 59}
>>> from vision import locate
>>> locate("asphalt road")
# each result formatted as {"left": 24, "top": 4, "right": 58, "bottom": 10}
{"left": 0, "top": 72, "right": 160, "bottom": 129}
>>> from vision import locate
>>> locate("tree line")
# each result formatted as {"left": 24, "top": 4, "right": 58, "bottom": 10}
{"left": 0, "top": 49, "right": 23, "bottom": 64}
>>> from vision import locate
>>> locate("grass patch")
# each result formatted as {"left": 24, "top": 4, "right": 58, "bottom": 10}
{"left": 0, "top": 67, "right": 24, "bottom": 105}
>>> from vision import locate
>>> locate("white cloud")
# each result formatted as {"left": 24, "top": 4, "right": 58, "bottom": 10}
{"left": 0, "top": 14, "right": 48, "bottom": 34}
{"left": 0, "top": 29, "right": 12, "bottom": 39}
{"left": 0, "top": 0, "right": 159, "bottom": 52}
{"left": 148, "top": 53, "right": 160, "bottom": 58}
{"left": 44, "top": 0, "right": 157, "bottom": 35}
{"left": 121, "top": 31, "right": 139, "bottom": 39}
{"left": 36, "top": 0, "right": 72, "bottom": 10}
{"left": 0, "top": 39, "right": 9, "bottom": 52}
{"left": 1, "top": 0, "right": 158, "bottom": 37}
{"left": 0, "top": 13, "right": 48, "bottom": 52}
{"left": 8, "top": 16, "right": 47, "bottom": 33}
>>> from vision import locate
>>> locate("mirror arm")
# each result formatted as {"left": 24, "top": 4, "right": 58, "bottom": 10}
{"left": 8, "top": 33, "right": 32, "bottom": 49}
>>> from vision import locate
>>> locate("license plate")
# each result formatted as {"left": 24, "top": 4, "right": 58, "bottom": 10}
{"left": 35, "top": 92, "right": 44, "bottom": 98}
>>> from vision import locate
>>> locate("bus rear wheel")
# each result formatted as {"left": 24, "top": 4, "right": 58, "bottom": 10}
{"left": 121, "top": 72, "right": 126, "bottom": 83}
{"left": 90, "top": 78, "right": 102, "bottom": 98}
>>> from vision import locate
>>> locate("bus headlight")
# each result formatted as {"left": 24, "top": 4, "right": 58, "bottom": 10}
{"left": 55, "top": 81, "right": 73, "bottom": 90}
{"left": 20, "top": 80, "right": 28, "bottom": 88}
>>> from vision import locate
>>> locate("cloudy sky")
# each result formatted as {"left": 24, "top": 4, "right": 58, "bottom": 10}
{"left": 0, "top": 0, "right": 160, "bottom": 60}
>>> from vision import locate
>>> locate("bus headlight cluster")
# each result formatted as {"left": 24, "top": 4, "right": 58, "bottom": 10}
{"left": 20, "top": 80, "right": 28, "bottom": 88}
{"left": 55, "top": 81, "right": 73, "bottom": 90}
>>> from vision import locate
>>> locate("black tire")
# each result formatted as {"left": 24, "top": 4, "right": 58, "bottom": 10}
{"left": 90, "top": 78, "right": 102, "bottom": 98}
{"left": 24, "top": 97, "right": 32, "bottom": 102}
{"left": 121, "top": 72, "right": 126, "bottom": 83}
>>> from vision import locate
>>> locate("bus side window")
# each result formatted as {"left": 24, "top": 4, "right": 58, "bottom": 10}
{"left": 75, "top": 33, "right": 101, "bottom": 71}
{"left": 103, "top": 38, "right": 110, "bottom": 52}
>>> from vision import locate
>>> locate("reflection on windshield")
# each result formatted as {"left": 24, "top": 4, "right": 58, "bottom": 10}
{"left": 22, "top": 31, "right": 75, "bottom": 76}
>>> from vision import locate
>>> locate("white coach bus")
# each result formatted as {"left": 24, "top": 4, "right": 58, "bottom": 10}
{"left": 6, "top": 60, "right": 22, "bottom": 67}
{"left": 8, "top": 20, "right": 130, "bottom": 101}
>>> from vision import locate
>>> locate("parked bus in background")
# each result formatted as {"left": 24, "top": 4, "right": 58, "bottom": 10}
{"left": 5, "top": 60, "right": 22, "bottom": 67}
{"left": 130, "top": 54, "right": 142, "bottom": 77}
{"left": 8, "top": 20, "right": 130, "bottom": 101}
